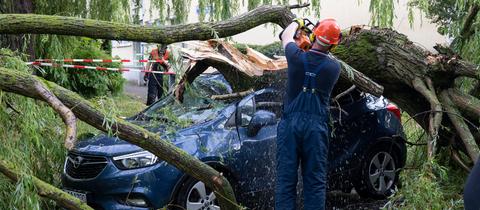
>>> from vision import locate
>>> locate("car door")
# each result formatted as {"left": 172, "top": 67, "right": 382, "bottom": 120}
{"left": 228, "top": 90, "right": 281, "bottom": 207}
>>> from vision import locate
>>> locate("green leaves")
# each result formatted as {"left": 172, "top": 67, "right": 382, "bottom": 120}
{"left": 39, "top": 38, "right": 125, "bottom": 98}
{"left": 369, "top": 0, "right": 396, "bottom": 28}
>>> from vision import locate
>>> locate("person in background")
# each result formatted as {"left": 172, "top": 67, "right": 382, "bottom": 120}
{"left": 464, "top": 159, "right": 480, "bottom": 210}
{"left": 144, "top": 44, "right": 170, "bottom": 105}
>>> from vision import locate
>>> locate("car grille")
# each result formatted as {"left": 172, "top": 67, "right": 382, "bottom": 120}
{"left": 65, "top": 153, "right": 108, "bottom": 179}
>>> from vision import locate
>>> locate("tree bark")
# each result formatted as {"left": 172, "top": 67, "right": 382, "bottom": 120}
{"left": 0, "top": 159, "right": 93, "bottom": 210}
{"left": 0, "top": 5, "right": 294, "bottom": 45}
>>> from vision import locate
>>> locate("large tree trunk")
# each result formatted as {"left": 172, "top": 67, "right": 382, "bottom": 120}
{"left": 0, "top": 4, "right": 479, "bottom": 209}
{"left": 335, "top": 27, "right": 480, "bottom": 164}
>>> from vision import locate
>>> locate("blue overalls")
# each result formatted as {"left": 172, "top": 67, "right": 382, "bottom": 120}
{"left": 276, "top": 53, "right": 331, "bottom": 210}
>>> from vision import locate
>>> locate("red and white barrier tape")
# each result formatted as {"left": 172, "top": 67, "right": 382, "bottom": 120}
{"left": 26, "top": 62, "right": 175, "bottom": 75}
{"left": 35, "top": 59, "right": 167, "bottom": 63}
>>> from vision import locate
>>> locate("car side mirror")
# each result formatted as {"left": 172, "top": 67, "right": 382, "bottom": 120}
{"left": 247, "top": 110, "right": 277, "bottom": 137}
{"left": 236, "top": 95, "right": 255, "bottom": 127}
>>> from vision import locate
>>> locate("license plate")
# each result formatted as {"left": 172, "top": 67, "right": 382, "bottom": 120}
{"left": 63, "top": 189, "right": 87, "bottom": 203}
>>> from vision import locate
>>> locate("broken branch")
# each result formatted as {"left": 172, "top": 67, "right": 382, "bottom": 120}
{"left": 288, "top": 3, "right": 311, "bottom": 9}
{"left": 211, "top": 89, "right": 254, "bottom": 100}
{"left": 33, "top": 80, "right": 77, "bottom": 150}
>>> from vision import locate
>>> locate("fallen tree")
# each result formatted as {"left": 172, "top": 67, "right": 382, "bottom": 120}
{"left": 176, "top": 27, "right": 480, "bottom": 168}
{"left": 0, "top": 3, "right": 479, "bottom": 210}
{"left": 0, "top": 66, "right": 239, "bottom": 209}
{"left": 335, "top": 28, "right": 480, "bottom": 165}
{"left": 0, "top": 5, "right": 304, "bottom": 210}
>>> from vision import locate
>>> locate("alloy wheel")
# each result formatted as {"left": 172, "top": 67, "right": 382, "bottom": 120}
{"left": 186, "top": 181, "right": 220, "bottom": 210}
{"left": 368, "top": 151, "right": 396, "bottom": 193}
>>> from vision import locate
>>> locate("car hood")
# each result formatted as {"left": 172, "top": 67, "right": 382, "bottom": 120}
{"left": 73, "top": 134, "right": 144, "bottom": 156}
{"left": 72, "top": 117, "right": 223, "bottom": 157}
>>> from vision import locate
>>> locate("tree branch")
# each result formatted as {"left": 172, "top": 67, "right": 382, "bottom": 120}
{"left": 412, "top": 77, "right": 443, "bottom": 158}
{"left": 33, "top": 80, "right": 77, "bottom": 150}
{"left": 0, "top": 5, "right": 295, "bottom": 44}
{"left": 451, "top": 148, "right": 472, "bottom": 172}
{"left": 440, "top": 90, "right": 479, "bottom": 163}
{"left": 452, "top": 60, "right": 480, "bottom": 80}
{"left": 333, "top": 85, "right": 357, "bottom": 101}
{"left": 177, "top": 40, "right": 384, "bottom": 100}
{"left": 0, "top": 67, "right": 239, "bottom": 210}
{"left": 211, "top": 89, "right": 254, "bottom": 100}
{"left": 448, "top": 88, "right": 480, "bottom": 120}
{"left": 0, "top": 159, "right": 93, "bottom": 210}
{"left": 288, "top": 3, "right": 310, "bottom": 9}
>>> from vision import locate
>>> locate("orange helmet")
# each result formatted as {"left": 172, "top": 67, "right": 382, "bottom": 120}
{"left": 313, "top": 18, "right": 341, "bottom": 45}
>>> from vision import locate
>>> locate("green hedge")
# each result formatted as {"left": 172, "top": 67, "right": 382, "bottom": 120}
{"left": 39, "top": 38, "right": 124, "bottom": 98}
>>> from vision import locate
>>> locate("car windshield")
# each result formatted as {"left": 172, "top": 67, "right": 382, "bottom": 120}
{"left": 141, "top": 77, "right": 230, "bottom": 128}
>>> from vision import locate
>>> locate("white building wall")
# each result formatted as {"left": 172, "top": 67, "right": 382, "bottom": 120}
{"left": 111, "top": 41, "right": 142, "bottom": 84}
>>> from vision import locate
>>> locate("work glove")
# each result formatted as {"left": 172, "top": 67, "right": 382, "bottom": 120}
{"left": 293, "top": 18, "right": 305, "bottom": 29}
{"left": 279, "top": 18, "right": 305, "bottom": 40}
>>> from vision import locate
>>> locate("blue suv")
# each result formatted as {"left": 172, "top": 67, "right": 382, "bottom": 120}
{"left": 62, "top": 77, "right": 406, "bottom": 210}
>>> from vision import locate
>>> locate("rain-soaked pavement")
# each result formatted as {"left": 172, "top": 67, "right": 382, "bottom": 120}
{"left": 124, "top": 81, "right": 148, "bottom": 101}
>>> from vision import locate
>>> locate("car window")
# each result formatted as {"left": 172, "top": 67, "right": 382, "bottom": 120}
{"left": 225, "top": 89, "right": 283, "bottom": 128}
{"left": 142, "top": 88, "right": 227, "bottom": 127}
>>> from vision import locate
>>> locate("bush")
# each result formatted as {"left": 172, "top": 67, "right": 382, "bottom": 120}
{"left": 39, "top": 38, "right": 125, "bottom": 98}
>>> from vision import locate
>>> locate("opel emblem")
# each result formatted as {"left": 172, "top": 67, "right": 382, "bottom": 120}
{"left": 72, "top": 156, "right": 84, "bottom": 168}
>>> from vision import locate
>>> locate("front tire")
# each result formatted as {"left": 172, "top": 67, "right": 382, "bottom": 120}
{"left": 355, "top": 144, "right": 400, "bottom": 199}
{"left": 173, "top": 177, "right": 220, "bottom": 210}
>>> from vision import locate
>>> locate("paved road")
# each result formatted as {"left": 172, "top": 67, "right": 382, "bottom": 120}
{"left": 124, "top": 81, "right": 147, "bottom": 103}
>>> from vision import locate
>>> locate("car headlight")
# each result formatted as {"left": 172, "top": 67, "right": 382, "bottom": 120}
{"left": 113, "top": 151, "right": 159, "bottom": 170}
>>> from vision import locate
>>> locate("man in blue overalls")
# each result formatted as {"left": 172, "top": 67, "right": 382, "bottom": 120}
{"left": 276, "top": 18, "right": 342, "bottom": 210}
